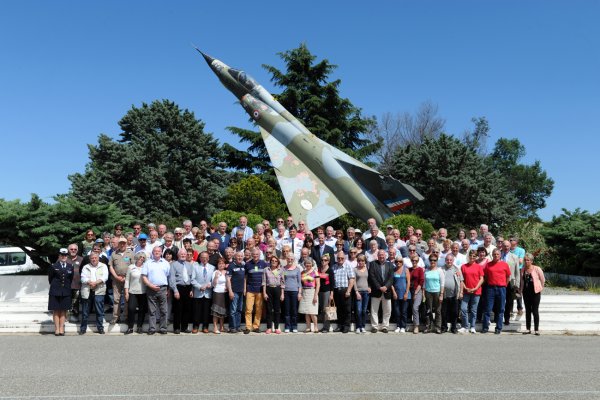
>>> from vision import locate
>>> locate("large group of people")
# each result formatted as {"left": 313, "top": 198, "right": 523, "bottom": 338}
{"left": 47, "top": 217, "right": 545, "bottom": 336}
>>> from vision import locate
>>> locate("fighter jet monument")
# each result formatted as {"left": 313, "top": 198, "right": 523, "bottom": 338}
{"left": 197, "top": 49, "right": 424, "bottom": 229}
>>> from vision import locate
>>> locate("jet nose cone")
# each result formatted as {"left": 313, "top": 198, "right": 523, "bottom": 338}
{"left": 199, "top": 51, "right": 215, "bottom": 66}
{"left": 192, "top": 46, "right": 215, "bottom": 66}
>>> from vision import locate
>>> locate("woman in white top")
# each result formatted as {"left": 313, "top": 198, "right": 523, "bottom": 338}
{"left": 124, "top": 252, "right": 147, "bottom": 334}
{"left": 211, "top": 258, "right": 228, "bottom": 334}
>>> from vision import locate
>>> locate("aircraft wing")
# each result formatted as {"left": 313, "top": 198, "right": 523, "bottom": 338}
{"left": 335, "top": 157, "right": 424, "bottom": 213}
{"left": 260, "top": 127, "right": 348, "bottom": 229}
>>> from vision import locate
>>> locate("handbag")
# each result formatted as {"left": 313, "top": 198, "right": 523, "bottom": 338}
{"left": 324, "top": 298, "right": 337, "bottom": 321}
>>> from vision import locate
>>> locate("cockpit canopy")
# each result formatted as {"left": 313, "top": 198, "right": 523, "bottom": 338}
{"left": 229, "top": 68, "right": 258, "bottom": 91}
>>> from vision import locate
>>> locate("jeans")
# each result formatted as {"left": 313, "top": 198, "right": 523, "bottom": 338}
{"left": 80, "top": 293, "right": 105, "bottom": 332}
{"left": 284, "top": 291, "right": 298, "bottom": 330}
{"left": 229, "top": 292, "right": 243, "bottom": 330}
{"left": 483, "top": 285, "right": 506, "bottom": 331}
{"left": 355, "top": 291, "right": 369, "bottom": 329}
{"left": 393, "top": 298, "right": 409, "bottom": 329}
{"left": 461, "top": 293, "right": 480, "bottom": 329}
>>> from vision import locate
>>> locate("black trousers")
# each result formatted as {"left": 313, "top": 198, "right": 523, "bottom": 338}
{"left": 441, "top": 297, "right": 458, "bottom": 330}
{"left": 523, "top": 291, "right": 541, "bottom": 331}
{"left": 334, "top": 287, "right": 351, "bottom": 329}
{"left": 504, "top": 283, "right": 516, "bottom": 323}
{"left": 265, "top": 286, "right": 282, "bottom": 330}
{"left": 172, "top": 285, "right": 192, "bottom": 331}
{"left": 193, "top": 297, "right": 212, "bottom": 329}
{"left": 127, "top": 293, "right": 147, "bottom": 329}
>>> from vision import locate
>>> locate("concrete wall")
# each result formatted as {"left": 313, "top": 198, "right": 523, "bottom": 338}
{"left": 0, "top": 276, "right": 48, "bottom": 301}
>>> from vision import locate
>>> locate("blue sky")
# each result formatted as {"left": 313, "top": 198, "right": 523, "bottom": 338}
{"left": 1, "top": 1, "right": 598, "bottom": 221}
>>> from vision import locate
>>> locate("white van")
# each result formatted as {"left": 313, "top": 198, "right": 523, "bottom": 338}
{"left": 0, "top": 247, "right": 41, "bottom": 275}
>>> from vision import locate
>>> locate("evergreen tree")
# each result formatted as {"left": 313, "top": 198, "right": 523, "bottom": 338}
{"left": 388, "top": 134, "right": 519, "bottom": 228}
{"left": 489, "top": 138, "right": 554, "bottom": 218}
{"left": 224, "top": 44, "right": 379, "bottom": 183}
{"left": 0, "top": 194, "right": 135, "bottom": 267}
{"left": 68, "top": 100, "right": 229, "bottom": 220}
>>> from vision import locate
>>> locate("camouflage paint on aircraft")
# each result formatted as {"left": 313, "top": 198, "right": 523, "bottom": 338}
{"left": 197, "top": 49, "right": 424, "bottom": 229}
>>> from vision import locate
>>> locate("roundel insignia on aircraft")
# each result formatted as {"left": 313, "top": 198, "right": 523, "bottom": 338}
{"left": 253, "top": 110, "right": 260, "bottom": 120}
{"left": 300, "top": 199, "right": 313, "bottom": 210}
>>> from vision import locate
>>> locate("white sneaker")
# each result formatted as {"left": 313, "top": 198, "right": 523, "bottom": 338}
{"left": 356, "top": 328, "right": 361, "bottom": 334}
{"left": 400, "top": 328, "right": 406, "bottom": 333}
{"left": 394, "top": 327, "right": 401, "bottom": 333}
{"left": 470, "top": 327, "right": 476, "bottom": 334}
{"left": 458, "top": 327, "right": 468, "bottom": 334}
{"left": 361, "top": 328, "right": 366, "bottom": 333}
{"left": 292, "top": 329, "right": 298, "bottom": 333}
{"left": 284, "top": 329, "right": 290, "bottom": 333}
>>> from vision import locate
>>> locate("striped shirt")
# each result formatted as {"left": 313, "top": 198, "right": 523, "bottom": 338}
{"left": 263, "top": 267, "right": 284, "bottom": 288}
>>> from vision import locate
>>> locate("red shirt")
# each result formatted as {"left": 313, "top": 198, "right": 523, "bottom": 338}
{"left": 484, "top": 261, "right": 511, "bottom": 286}
{"left": 461, "top": 262, "right": 484, "bottom": 295}
{"left": 409, "top": 267, "right": 424, "bottom": 292}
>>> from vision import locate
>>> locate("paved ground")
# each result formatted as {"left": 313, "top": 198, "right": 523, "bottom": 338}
{"left": 0, "top": 333, "right": 599, "bottom": 399}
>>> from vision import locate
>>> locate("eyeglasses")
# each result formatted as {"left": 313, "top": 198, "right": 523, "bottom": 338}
{"left": 277, "top": 220, "right": 284, "bottom": 223}
{"left": 411, "top": 259, "right": 419, "bottom": 262}
{"left": 409, "top": 249, "right": 416, "bottom": 252}
{"left": 430, "top": 259, "right": 438, "bottom": 262}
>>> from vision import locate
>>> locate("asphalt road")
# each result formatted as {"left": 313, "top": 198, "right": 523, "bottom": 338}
{"left": 0, "top": 333, "right": 599, "bottom": 399}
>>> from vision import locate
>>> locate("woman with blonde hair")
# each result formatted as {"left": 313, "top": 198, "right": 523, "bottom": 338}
{"left": 124, "top": 252, "right": 147, "bottom": 334}
{"left": 520, "top": 253, "right": 545, "bottom": 336}
{"left": 299, "top": 256, "right": 320, "bottom": 332}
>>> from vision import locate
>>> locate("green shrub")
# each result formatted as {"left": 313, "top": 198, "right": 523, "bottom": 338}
{"left": 224, "top": 175, "right": 288, "bottom": 222}
{"left": 382, "top": 214, "right": 434, "bottom": 239}
{"left": 210, "top": 210, "right": 264, "bottom": 231}
{"left": 502, "top": 219, "right": 555, "bottom": 270}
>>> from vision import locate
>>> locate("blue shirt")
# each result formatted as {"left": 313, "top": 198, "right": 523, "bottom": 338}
{"left": 227, "top": 262, "right": 246, "bottom": 293}
{"left": 425, "top": 269, "right": 444, "bottom": 293}
{"left": 141, "top": 257, "right": 170, "bottom": 286}
{"left": 245, "top": 259, "right": 267, "bottom": 293}
{"left": 511, "top": 247, "right": 526, "bottom": 269}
